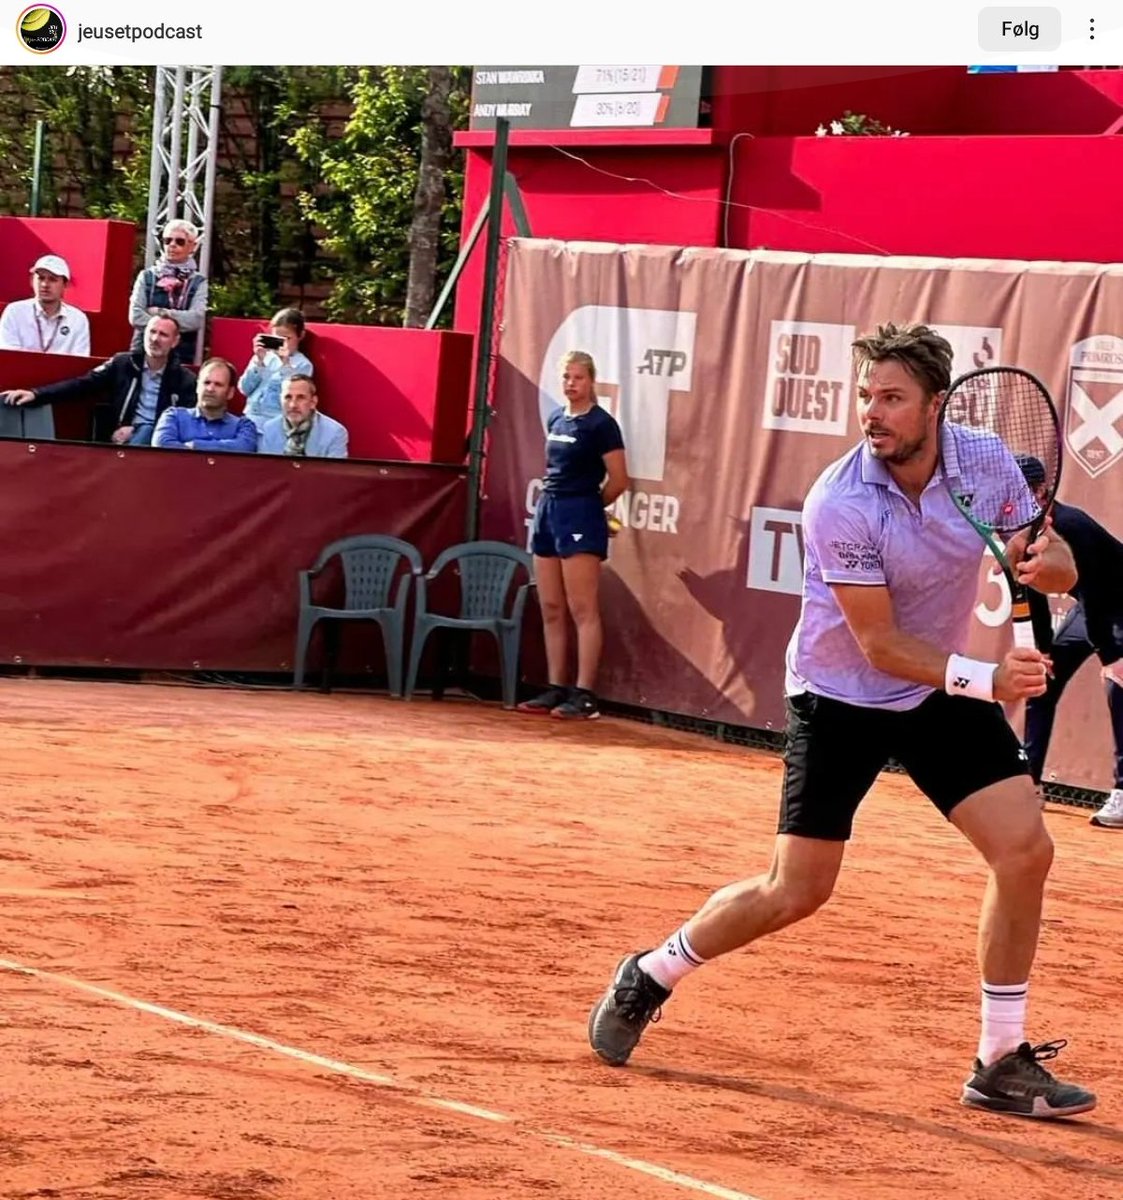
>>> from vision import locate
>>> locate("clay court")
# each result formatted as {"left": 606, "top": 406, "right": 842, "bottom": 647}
{"left": 1, "top": 677, "right": 1121, "bottom": 1200}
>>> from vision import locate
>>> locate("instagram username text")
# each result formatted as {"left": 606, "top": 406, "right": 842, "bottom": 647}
{"left": 77, "top": 23, "right": 202, "bottom": 42}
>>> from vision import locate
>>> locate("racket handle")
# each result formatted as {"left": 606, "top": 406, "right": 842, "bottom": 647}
{"left": 1010, "top": 583, "right": 1038, "bottom": 650}
{"left": 1012, "top": 614, "right": 1037, "bottom": 651}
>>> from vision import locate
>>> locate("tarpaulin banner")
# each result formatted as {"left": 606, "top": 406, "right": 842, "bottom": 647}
{"left": 485, "top": 239, "right": 1123, "bottom": 791}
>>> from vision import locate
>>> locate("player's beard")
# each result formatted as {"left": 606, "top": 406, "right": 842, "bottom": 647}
{"left": 866, "top": 424, "right": 931, "bottom": 465}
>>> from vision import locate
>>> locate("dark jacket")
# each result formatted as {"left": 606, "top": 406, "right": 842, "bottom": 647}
{"left": 32, "top": 351, "right": 197, "bottom": 442}
{"left": 1029, "top": 500, "right": 1123, "bottom": 664}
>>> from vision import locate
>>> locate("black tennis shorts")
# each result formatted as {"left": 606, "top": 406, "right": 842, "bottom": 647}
{"left": 779, "top": 688, "right": 1031, "bottom": 841}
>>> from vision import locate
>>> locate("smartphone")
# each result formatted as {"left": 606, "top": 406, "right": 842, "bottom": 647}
{"left": 258, "top": 334, "right": 285, "bottom": 350}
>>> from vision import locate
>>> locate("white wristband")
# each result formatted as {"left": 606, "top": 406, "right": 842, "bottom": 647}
{"left": 945, "top": 653, "right": 997, "bottom": 702}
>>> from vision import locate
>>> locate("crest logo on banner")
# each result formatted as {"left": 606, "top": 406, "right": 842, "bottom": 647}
{"left": 1065, "top": 335, "right": 1123, "bottom": 478}
{"left": 538, "top": 304, "right": 696, "bottom": 482}
{"left": 762, "top": 322, "right": 854, "bottom": 436}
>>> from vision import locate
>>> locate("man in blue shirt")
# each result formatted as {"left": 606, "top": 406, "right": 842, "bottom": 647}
{"left": 153, "top": 358, "right": 258, "bottom": 453}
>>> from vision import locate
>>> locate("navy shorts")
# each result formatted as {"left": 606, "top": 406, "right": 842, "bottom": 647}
{"left": 778, "top": 688, "right": 1031, "bottom": 841}
{"left": 531, "top": 493, "right": 609, "bottom": 560}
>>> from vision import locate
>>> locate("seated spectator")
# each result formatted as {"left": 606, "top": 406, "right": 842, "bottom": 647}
{"left": 129, "top": 219, "right": 208, "bottom": 363}
{"left": 260, "top": 375, "right": 348, "bottom": 458}
{"left": 238, "top": 307, "right": 314, "bottom": 432}
{"left": 153, "top": 358, "right": 258, "bottom": 453}
{"left": 0, "top": 255, "right": 90, "bottom": 356}
{"left": 1, "top": 311, "right": 195, "bottom": 445}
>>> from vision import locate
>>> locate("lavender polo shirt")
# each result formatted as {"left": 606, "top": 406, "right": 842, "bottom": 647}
{"left": 784, "top": 421, "right": 1037, "bottom": 711}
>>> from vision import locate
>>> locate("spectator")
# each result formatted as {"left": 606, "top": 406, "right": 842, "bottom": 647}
{"left": 0, "top": 255, "right": 90, "bottom": 356}
{"left": 129, "top": 219, "right": 208, "bottom": 363}
{"left": 238, "top": 307, "right": 314, "bottom": 432}
{"left": 1, "top": 311, "right": 195, "bottom": 445}
{"left": 153, "top": 357, "right": 258, "bottom": 453}
{"left": 259, "top": 375, "right": 348, "bottom": 458}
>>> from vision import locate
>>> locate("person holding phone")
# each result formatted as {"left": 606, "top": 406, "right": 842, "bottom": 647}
{"left": 238, "top": 307, "right": 314, "bottom": 433}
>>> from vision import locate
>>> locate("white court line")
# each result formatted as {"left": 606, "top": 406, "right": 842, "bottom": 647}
{"left": 0, "top": 957, "right": 764, "bottom": 1200}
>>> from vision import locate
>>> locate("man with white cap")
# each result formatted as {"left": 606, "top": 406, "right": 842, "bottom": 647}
{"left": 0, "top": 254, "right": 91, "bottom": 356}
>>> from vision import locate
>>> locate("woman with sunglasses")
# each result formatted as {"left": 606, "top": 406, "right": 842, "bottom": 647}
{"left": 128, "top": 220, "right": 209, "bottom": 364}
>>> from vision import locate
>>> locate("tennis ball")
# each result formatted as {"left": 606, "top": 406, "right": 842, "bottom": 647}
{"left": 21, "top": 8, "right": 52, "bottom": 33}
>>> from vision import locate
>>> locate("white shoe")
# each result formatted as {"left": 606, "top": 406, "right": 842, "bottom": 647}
{"left": 1090, "top": 789, "right": 1123, "bottom": 828}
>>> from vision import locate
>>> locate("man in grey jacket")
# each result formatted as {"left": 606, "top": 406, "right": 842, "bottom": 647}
{"left": 259, "top": 374, "right": 348, "bottom": 459}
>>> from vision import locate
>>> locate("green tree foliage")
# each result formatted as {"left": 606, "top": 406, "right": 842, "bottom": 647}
{"left": 0, "top": 65, "right": 152, "bottom": 222}
{"left": 0, "top": 65, "right": 471, "bottom": 326}
{"left": 291, "top": 66, "right": 470, "bottom": 326}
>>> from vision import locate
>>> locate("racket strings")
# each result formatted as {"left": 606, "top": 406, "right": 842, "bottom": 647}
{"left": 942, "top": 369, "right": 1059, "bottom": 534}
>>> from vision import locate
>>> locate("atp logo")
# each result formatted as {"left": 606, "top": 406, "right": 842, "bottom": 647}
{"left": 538, "top": 305, "right": 696, "bottom": 483}
{"left": 1066, "top": 335, "right": 1123, "bottom": 478}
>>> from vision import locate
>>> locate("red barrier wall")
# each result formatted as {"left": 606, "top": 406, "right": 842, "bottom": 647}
{"left": 209, "top": 318, "right": 473, "bottom": 463}
{"left": 0, "top": 347, "right": 111, "bottom": 441}
{"left": 452, "top": 147, "right": 725, "bottom": 333}
{"left": 725, "top": 135, "right": 1123, "bottom": 262}
{"left": 709, "top": 67, "right": 1123, "bottom": 137}
{"left": 0, "top": 217, "right": 136, "bottom": 357}
{"left": 0, "top": 439, "right": 466, "bottom": 672}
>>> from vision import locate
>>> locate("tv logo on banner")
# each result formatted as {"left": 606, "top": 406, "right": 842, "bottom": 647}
{"left": 1066, "top": 334, "right": 1123, "bottom": 478}
{"left": 746, "top": 507, "right": 804, "bottom": 595}
{"left": 762, "top": 322, "right": 853, "bottom": 437}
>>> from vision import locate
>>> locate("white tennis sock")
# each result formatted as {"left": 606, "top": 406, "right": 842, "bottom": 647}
{"left": 978, "top": 981, "right": 1028, "bottom": 1065}
{"left": 637, "top": 926, "right": 706, "bottom": 991}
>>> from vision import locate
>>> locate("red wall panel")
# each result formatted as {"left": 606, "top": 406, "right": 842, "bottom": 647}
{"left": 725, "top": 135, "right": 1123, "bottom": 263}
{"left": 0, "top": 439, "right": 466, "bottom": 672}
{"left": 209, "top": 318, "right": 472, "bottom": 464}
{"left": 0, "top": 217, "right": 135, "bottom": 357}
{"left": 452, "top": 146, "right": 725, "bottom": 333}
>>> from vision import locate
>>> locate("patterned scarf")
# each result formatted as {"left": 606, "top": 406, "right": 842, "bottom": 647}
{"left": 152, "top": 255, "right": 199, "bottom": 310}
{"left": 283, "top": 414, "right": 314, "bottom": 456}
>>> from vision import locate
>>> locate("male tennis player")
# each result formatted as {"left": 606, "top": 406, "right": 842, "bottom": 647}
{"left": 1016, "top": 455, "right": 1123, "bottom": 828}
{"left": 589, "top": 324, "right": 1096, "bottom": 1118}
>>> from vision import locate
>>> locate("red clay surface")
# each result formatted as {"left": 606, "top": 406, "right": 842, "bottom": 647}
{"left": 1, "top": 678, "right": 1121, "bottom": 1200}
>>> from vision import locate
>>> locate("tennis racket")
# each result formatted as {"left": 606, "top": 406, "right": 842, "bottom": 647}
{"left": 939, "top": 366, "right": 1062, "bottom": 651}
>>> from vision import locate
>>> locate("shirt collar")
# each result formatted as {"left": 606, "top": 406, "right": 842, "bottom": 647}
{"left": 193, "top": 405, "right": 229, "bottom": 422}
{"left": 858, "top": 423, "right": 961, "bottom": 492}
{"left": 34, "top": 300, "right": 69, "bottom": 322}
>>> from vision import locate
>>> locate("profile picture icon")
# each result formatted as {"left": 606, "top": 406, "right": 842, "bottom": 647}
{"left": 17, "top": 5, "right": 66, "bottom": 53}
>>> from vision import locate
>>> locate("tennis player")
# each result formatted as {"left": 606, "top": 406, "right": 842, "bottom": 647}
{"left": 1016, "top": 455, "right": 1123, "bottom": 828}
{"left": 589, "top": 324, "right": 1096, "bottom": 1117}
{"left": 518, "top": 351, "right": 629, "bottom": 720}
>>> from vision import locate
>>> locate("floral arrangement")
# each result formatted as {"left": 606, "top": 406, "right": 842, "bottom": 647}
{"left": 815, "top": 111, "right": 910, "bottom": 137}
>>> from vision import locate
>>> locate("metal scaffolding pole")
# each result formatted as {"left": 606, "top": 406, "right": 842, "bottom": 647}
{"left": 144, "top": 66, "right": 223, "bottom": 362}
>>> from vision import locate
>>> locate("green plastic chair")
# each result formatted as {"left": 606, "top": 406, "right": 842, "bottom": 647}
{"left": 404, "top": 541, "right": 535, "bottom": 709}
{"left": 294, "top": 534, "right": 423, "bottom": 697}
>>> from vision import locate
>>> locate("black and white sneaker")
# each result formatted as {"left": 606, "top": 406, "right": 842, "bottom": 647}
{"left": 551, "top": 687, "right": 600, "bottom": 720}
{"left": 962, "top": 1040, "right": 1096, "bottom": 1118}
{"left": 516, "top": 685, "right": 569, "bottom": 715}
{"left": 588, "top": 951, "right": 670, "bottom": 1065}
